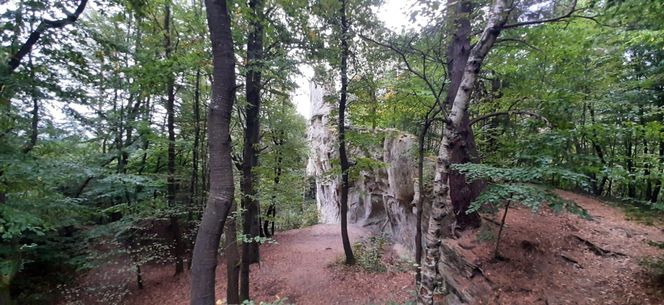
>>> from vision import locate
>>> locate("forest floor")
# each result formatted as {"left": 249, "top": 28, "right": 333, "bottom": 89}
{"left": 70, "top": 191, "right": 663, "bottom": 305}
{"left": 122, "top": 224, "right": 414, "bottom": 305}
{"left": 464, "top": 190, "right": 664, "bottom": 305}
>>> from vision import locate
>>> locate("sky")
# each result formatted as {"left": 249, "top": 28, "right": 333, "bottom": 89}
{"left": 292, "top": 0, "right": 418, "bottom": 119}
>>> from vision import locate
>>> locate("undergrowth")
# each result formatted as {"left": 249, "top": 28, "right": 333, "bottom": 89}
{"left": 641, "top": 256, "right": 664, "bottom": 287}
{"left": 353, "top": 236, "right": 387, "bottom": 272}
{"left": 239, "top": 298, "right": 291, "bottom": 305}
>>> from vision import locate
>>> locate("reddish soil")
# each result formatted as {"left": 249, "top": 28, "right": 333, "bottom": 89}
{"left": 68, "top": 191, "right": 664, "bottom": 305}
{"left": 123, "top": 225, "right": 413, "bottom": 305}
{"left": 455, "top": 190, "right": 664, "bottom": 305}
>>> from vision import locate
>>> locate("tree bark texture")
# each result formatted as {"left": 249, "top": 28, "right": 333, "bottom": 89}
{"left": 240, "top": 0, "right": 265, "bottom": 300}
{"left": 338, "top": 0, "right": 355, "bottom": 265}
{"left": 190, "top": 0, "right": 237, "bottom": 303}
{"left": 419, "top": 1, "right": 510, "bottom": 303}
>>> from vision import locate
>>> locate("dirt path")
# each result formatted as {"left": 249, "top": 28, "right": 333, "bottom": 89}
{"left": 123, "top": 224, "right": 413, "bottom": 305}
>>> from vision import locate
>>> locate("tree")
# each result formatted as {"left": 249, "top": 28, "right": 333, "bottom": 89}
{"left": 337, "top": 0, "right": 355, "bottom": 265}
{"left": 190, "top": 0, "right": 237, "bottom": 304}
{"left": 164, "top": 0, "right": 185, "bottom": 276}
{"left": 419, "top": 0, "right": 585, "bottom": 303}
{"left": 239, "top": 0, "right": 266, "bottom": 300}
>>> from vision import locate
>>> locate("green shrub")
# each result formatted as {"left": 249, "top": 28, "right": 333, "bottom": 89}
{"left": 353, "top": 236, "right": 387, "bottom": 272}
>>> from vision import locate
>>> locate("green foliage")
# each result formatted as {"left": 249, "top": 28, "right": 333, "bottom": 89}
{"left": 352, "top": 236, "right": 387, "bottom": 273}
{"left": 241, "top": 298, "right": 292, "bottom": 305}
{"left": 476, "top": 224, "right": 497, "bottom": 243}
{"left": 452, "top": 163, "right": 591, "bottom": 218}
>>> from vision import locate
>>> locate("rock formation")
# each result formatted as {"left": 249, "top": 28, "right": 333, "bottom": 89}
{"left": 306, "top": 82, "right": 418, "bottom": 253}
{"left": 305, "top": 83, "right": 493, "bottom": 304}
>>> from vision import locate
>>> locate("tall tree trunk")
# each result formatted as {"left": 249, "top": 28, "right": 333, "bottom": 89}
{"left": 338, "top": 0, "right": 355, "bottom": 265}
{"left": 164, "top": 2, "right": 185, "bottom": 275}
{"left": 190, "top": 0, "right": 237, "bottom": 303}
{"left": 226, "top": 204, "right": 241, "bottom": 305}
{"left": 445, "top": 0, "right": 483, "bottom": 230}
{"left": 239, "top": 0, "right": 265, "bottom": 300}
{"left": 419, "top": 1, "right": 510, "bottom": 303}
{"left": 415, "top": 118, "right": 433, "bottom": 284}
{"left": 187, "top": 69, "right": 202, "bottom": 268}
{"left": 190, "top": 69, "right": 202, "bottom": 214}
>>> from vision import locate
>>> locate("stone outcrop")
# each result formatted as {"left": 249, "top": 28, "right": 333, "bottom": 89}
{"left": 305, "top": 83, "right": 418, "bottom": 254}
{"left": 305, "top": 83, "right": 494, "bottom": 304}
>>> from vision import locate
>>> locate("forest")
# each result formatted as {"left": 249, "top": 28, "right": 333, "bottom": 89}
{"left": 0, "top": 0, "right": 663, "bottom": 304}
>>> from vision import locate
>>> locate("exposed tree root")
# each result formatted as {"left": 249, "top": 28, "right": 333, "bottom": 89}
{"left": 571, "top": 234, "right": 627, "bottom": 257}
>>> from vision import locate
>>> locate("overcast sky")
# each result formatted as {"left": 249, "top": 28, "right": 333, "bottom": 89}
{"left": 292, "top": 0, "right": 418, "bottom": 119}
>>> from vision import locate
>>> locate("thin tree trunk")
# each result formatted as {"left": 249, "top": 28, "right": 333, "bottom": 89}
{"left": 187, "top": 69, "right": 202, "bottom": 268}
{"left": 164, "top": 2, "right": 184, "bottom": 275}
{"left": 264, "top": 135, "right": 283, "bottom": 238}
{"left": 415, "top": 119, "right": 432, "bottom": 284}
{"left": 239, "top": 0, "right": 265, "bottom": 300}
{"left": 136, "top": 264, "right": 144, "bottom": 289}
{"left": 23, "top": 54, "right": 38, "bottom": 153}
{"left": 419, "top": 1, "right": 510, "bottom": 303}
{"left": 190, "top": 0, "right": 237, "bottom": 303}
{"left": 588, "top": 104, "right": 608, "bottom": 196}
{"left": 651, "top": 140, "right": 663, "bottom": 202}
{"left": 190, "top": 69, "right": 202, "bottom": 214}
{"left": 625, "top": 133, "right": 636, "bottom": 198}
{"left": 338, "top": 0, "right": 355, "bottom": 265}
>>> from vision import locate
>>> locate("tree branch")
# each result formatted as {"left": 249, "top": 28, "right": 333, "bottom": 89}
{"left": 6, "top": 0, "right": 89, "bottom": 74}
{"left": 503, "top": 0, "right": 579, "bottom": 29}
{"left": 469, "top": 110, "right": 551, "bottom": 127}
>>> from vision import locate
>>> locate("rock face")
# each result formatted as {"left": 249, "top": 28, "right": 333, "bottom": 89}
{"left": 305, "top": 83, "right": 493, "bottom": 304}
{"left": 306, "top": 83, "right": 418, "bottom": 254}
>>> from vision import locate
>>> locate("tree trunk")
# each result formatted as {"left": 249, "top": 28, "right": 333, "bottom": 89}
{"left": 164, "top": 2, "right": 184, "bottom": 275}
{"left": 625, "top": 133, "right": 636, "bottom": 198}
{"left": 415, "top": 119, "right": 432, "bottom": 284}
{"left": 419, "top": 1, "right": 510, "bottom": 303}
{"left": 0, "top": 284, "right": 11, "bottom": 305}
{"left": 190, "top": 0, "right": 237, "bottom": 303}
{"left": 264, "top": 135, "right": 283, "bottom": 238}
{"left": 445, "top": 0, "right": 483, "bottom": 230}
{"left": 588, "top": 104, "right": 607, "bottom": 196}
{"left": 239, "top": 0, "right": 265, "bottom": 300}
{"left": 226, "top": 204, "right": 241, "bottom": 305}
{"left": 650, "top": 140, "right": 663, "bottom": 202}
{"left": 338, "top": 0, "right": 355, "bottom": 265}
{"left": 187, "top": 69, "right": 202, "bottom": 268}
{"left": 23, "top": 54, "right": 38, "bottom": 154}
